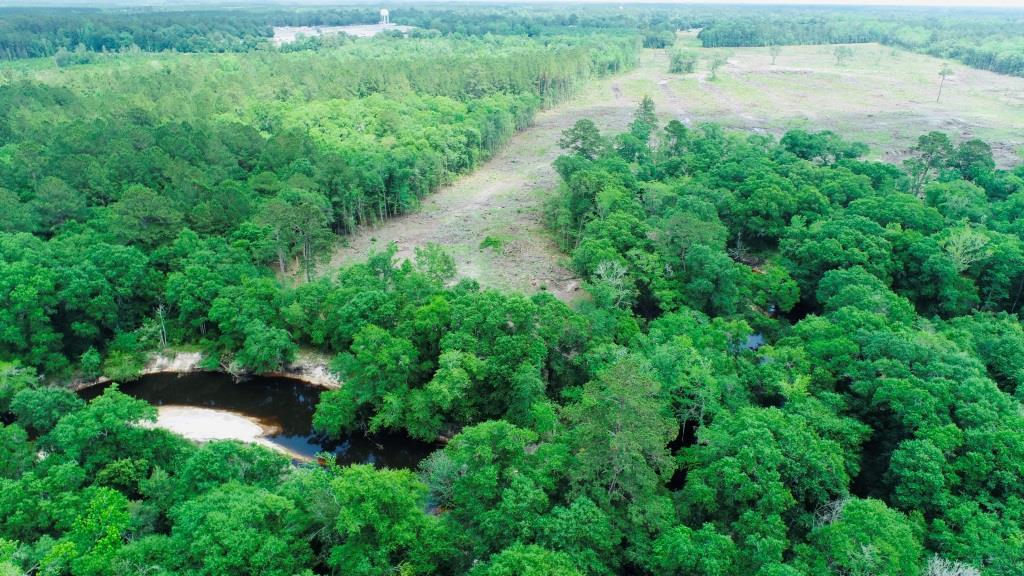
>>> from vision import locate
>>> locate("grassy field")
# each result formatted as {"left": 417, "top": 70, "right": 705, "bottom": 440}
{"left": 657, "top": 34, "right": 1024, "bottom": 166}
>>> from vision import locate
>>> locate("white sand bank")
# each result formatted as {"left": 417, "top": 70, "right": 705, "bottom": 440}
{"left": 143, "top": 405, "right": 304, "bottom": 459}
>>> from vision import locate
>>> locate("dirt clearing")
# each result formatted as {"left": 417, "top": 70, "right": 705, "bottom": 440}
{"left": 272, "top": 24, "right": 414, "bottom": 45}
{"left": 671, "top": 37, "right": 1024, "bottom": 166}
{"left": 319, "top": 41, "right": 1024, "bottom": 297}
{"left": 321, "top": 50, "right": 693, "bottom": 300}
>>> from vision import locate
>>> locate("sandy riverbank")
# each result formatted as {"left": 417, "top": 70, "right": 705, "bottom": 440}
{"left": 72, "top": 350, "right": 340, "bottom": 391}
{"left": 142, "top": 405, "right": 306, "bottom": 459}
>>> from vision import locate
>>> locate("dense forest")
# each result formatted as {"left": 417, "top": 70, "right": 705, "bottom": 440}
{"left": 3, "top": 4, "right": 1024, "bottom": 77}
{"left": 2, "top": 4, "right": 1024, "bottom": 576}
{"left": 0, "top": 32, "right": 637, "bottom": 376}
{"left": 0, "top": 5, "right": 685, "bottom": 60}
{"left": 4, "top": 95, "right": 1023, "bottom": 574}
{"left": 542, "top": 102, "right": 1024, "bottom": 574}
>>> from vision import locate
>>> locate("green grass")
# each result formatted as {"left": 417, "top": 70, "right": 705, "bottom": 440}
{"left": 479, "top": 235, "right": 508, "bottom": 251}
{"left": 656, "top": 35, "right": 1024, "bottom": 166}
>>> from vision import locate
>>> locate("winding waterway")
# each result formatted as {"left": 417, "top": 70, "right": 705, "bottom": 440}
{"left": 80, "top": 372, "right": 435, "bottom": 467}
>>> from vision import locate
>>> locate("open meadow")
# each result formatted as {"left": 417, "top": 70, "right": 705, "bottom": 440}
{"left": 668, "top": 34, "right": 1024, "bottom": 166}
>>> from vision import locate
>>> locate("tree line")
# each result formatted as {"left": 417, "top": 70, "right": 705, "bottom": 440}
{"left": 697, "top": 7, "right": 1024, "bottom": 77}
{"left": 4, "top": 4, "right": 1022, "bottom": 79}
{"left": 0, "top": 4, "right": 693, "bottom": 62}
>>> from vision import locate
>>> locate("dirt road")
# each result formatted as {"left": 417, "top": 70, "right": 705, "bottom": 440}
{"left": 322, "top": 49, "right": 685, "bottom": 300}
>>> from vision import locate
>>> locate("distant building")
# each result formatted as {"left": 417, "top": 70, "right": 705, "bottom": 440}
{"left": 379, "top": 9, "right": 390, "bottom": 25}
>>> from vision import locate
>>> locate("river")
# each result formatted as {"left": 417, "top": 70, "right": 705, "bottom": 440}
{"left": 80, "top": 372, "right": 436, "bottom": 467}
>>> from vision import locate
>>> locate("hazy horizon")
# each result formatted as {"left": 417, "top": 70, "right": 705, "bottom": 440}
{"left": 2, "top": 0, "right": 1024, "bottom": 8}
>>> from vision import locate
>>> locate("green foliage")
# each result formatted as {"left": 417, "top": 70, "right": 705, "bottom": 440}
{"left": 469, "top": 544, "right": 582, "bottom": 576}
{"left": 10, "top": 387, "right": 84, "bottom": 435}
{"left": 834, "top": 45, "right": 855, "bottom": 66}
{"left": 794, "top": 498, "right": 923, "bottom": 576}
{"left": 111, "top": 185, "right": 184, "bottom": 248}
{"left": 312, "top": 268, "right": 585, "bottom": 442}
{"left": 0, "top": 30, "right": 638, "bottom": 376}
{"left": 479, "top": 235, "right": 506, "bottom": 251}
{"left": 682, "top": 406, "right": 852, "bottom": 568}
{"left": 781, "top": 129, "right": 869, "bottom": 165}
{"left": 169, "top": 482, "right": 313, "bottom": 575}
{"left": 41, "top": 486, "right": 131, "bottom": 576}
{"left": 565, "top": 356, "right": 676, "bottom": 506}
{"left": 79, "top": 348, "right": 101, "bottom": 380}
{"left": 652, "top": 523, "right": 738, "bottom": 575}
{"left": 781, "top": 215, "right": 895, "bottom": 300}
{"left": 559, "top": 119, "right": 607, "bottom": 160}
{"left": 327, "top": 465, "right": 438, "bottom": 576}
{"left": 0, "top": 7, "right": 1023, "bottom": 576}
{"left": 176, "top": 441, "right": 290, "bottom": 495}
{"left": 0, "top": 424, "right": 33, "bottom": 480}
{"left": 0, "top": 362, "right": 39, "bottom": 413}
{"left": 234, "top": 321, "right": 297, "bottom": 373}
{"left": 41, "top": 386, "right": 161, "bottom": 475}
{"left": 100, "top": 351, "right": 145, "bottom": 383}
{"left": 668, "top": 50, "right": 698, "bottom": 74}
{"left": 708, "top": 53, "right": 729, "bottom": 79}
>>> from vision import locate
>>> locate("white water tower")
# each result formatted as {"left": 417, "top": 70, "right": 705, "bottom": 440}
{"left": 379, "top": 9, "right": 389, "bottom": 25}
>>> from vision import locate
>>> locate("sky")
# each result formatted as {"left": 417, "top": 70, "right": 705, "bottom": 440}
{"left": 275, "top": 0, "right": 1024, "bottom": 8}
{"left": 546, "top": 0, "right": 1024, "bottom": 5}
{"left": 664, "top": 0, "right": 1024, "bottom": 6}
{"left": 330, "top": 0, "right": 1024, "bottom": 6}
{"left": 5, "top": 0, "right": 1024, "bottom": 8}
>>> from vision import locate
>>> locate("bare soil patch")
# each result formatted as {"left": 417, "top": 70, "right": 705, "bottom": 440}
{"left": 322, "top": 50, "right": 687, "bottom": 301}
{"left": 272, "top": 24, "right": 414, "bottom": 45}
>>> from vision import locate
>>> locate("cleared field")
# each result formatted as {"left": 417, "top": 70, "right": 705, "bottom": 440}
{"left": 322, "top": 55, "right": 651, "bottom": 300}
{"left": 668, "top": 37, "right": 1024, "bottom": 166}
{"left": 272, "top": 24, "right": 414, "bottom": 45}
{"left": 323, "top": 40, "right": 1024, "bottom": 297}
